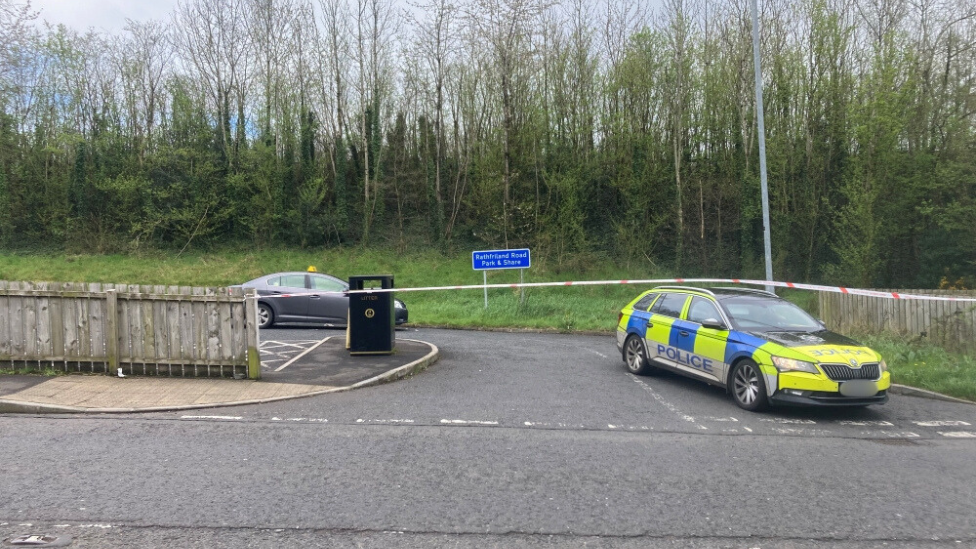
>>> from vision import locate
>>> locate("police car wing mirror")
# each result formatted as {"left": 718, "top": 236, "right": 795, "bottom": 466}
{"left": 701, "top": 318, "right": 728, "bottom": 331}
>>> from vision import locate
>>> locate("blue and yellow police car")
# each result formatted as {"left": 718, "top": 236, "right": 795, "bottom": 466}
{"left": 616, "top": 286, "right": 890, "bottom": 411}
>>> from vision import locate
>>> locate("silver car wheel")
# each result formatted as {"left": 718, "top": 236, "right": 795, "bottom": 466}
{"left": 625, "top": 337, "right": 644, "bottom": 372}
{"left": 733, "top": 362, "right": 760, "bottom": 405}
{"left": 257, "top": 303, "right": 273, "bottom": 328}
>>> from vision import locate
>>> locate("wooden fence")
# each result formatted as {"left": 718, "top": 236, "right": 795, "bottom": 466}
{"left": 0, "top": 281, "right": 261, "bottom": 379}
{"left": 819, "top": 289, "right": 976, "bottom": 354}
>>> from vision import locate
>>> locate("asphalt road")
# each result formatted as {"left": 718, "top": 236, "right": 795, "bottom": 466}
{"left": 2, "top": 327, "right": 975, "bottom": 548}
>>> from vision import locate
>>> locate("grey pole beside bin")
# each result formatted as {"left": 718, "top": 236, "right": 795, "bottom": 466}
{"left": 347, "top": 275, "right": 396, "bottom": 355}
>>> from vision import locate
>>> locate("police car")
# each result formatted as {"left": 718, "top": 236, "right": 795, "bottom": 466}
{"left": 616, "top": 286, "right": 890, "bottom": 410}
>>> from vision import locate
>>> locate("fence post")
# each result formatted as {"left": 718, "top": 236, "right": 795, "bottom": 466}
{"left": 245, "top": 288, "right": 261, "bottom": 380}
{"left": 105, "top": 289, "right": 119, "bottom": 374}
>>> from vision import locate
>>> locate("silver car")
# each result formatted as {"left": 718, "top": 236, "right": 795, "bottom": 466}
{"left": 240, "top": 272, "right": 408, "bottom": 328}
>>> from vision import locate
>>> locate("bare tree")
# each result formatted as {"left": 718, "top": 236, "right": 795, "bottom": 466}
{"left": 116, "top": 20, "right": 173, "bottom": 163}
{"left": 172, "top": 0, "right": 251, "bottom": 166}
{"left": 247, "top": 0, "right": 299, "bottom": 142}
{"left": 467, "top": 0, "right": 549, "bottom": 247}
{"left": 407, "top": 0, "right": 462, "bottom": 238}
{"left": 353, "top": 0, "right": 399, "bottom": 243}
{"left": 0, "top": 0, "right": 37, "bottom": 80}
{"left": 660, "top": 0, "right": 698, "bottom": 266}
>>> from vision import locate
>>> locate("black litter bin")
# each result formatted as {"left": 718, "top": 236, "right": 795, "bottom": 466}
{"left": 347, "top": 275, "right": 395, "bottom": 355}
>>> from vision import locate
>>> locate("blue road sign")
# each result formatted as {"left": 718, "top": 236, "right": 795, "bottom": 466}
{"left": 472, "top": 249, "right": 531, "bottom": 270}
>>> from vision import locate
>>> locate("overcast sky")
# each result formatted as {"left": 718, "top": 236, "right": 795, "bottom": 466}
{"left": 30, "top": 0, "right": 181, "bottom": 34}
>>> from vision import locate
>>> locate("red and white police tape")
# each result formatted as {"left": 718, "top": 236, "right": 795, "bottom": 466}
{"left": 264, "top": 278, "right": 976, "bottom": 302}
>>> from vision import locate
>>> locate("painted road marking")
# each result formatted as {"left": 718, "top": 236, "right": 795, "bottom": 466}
{"left": 914, "top": 421, "right": 971, "bottom": 427}
{"left": 868, "top": 431, "right": 920, "bottom": 438}
{"left": 275, "top": 337, "right": 331, "bottom": 372}
{"left": 262, "top": 341, "right": 319, "bottom": 350}
{"left": 520, "top": 337, "right": 609, "bottom": 359}
{"left": 440, "top": 419, "right": 499, "bottom": 425}
{"left": 840, "top": 420, "right": 894, "bottom": 427}
{"left": 259, "top": 339, "right": 325, "bottom": 369}
{"left": 939, "top": 431, "right": 976, "bottom": 438}
{"left": 761, "top": 418, "right": 817, "bottom": 424}
{"left": 181, "top": 415, "right": 242, "bottom": 420}
{"left": 631, "top": 375, "right": 707, "bottom": 430}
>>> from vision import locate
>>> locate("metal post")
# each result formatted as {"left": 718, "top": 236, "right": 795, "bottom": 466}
{"left": 519, "top": 269, "right": 524, "bottom": 304}
{"left": 751, "top": 0, "right": 774, "bottom": 293}
{"left": 484, "top": 271, "right": 488, "bottom": 309}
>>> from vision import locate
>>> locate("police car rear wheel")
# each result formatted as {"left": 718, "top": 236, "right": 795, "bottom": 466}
{"left": 257, "top": 303, "right": 274, "bottom": 329}
{"left": 624, "top": 336, "right": 654, "bottom": 376}
{"left": 731, "top": 359, "right": 768, "bottom": 411}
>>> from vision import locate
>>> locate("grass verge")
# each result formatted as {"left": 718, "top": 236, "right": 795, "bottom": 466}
{"left": 856, "top": 333, "right": 976, "bottom": 402}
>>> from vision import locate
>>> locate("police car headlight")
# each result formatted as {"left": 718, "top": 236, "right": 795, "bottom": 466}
{"left": 879, "top": 360, "right": 888, "bottom": 372}
{"left": 771, "top": 356, "right": 820, "bottom": 374}
{"left": 394, "top": 299, "right": 405, "bottom": 310}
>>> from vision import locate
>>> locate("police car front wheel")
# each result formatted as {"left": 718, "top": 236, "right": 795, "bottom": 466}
{"left": 731, "top": 359, "right": 768, "bottom": 411}
{"left": 624, "top": 336, "right": 655, "bottom": 376}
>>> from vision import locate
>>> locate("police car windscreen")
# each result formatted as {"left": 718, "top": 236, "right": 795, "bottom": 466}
{"left": 721, "top": 297, "right": 821, "bottom": 332}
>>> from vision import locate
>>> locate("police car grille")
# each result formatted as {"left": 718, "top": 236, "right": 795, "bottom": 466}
{"left": 820, "top": 363, "right": 880, "bottom": 381}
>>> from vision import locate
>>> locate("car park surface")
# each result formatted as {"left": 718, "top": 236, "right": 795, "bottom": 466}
{"left": 617, "top": 286, "right": 891, "bottom": 410}
{"left": 2, "top": 327, "right": 975, "bottom": 548}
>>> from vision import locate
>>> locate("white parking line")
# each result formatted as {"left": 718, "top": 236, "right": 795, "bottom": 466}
{"left": 523, "top": 421, "right": 585, "bottom": 428}
{"left": 939, "top": 431, "right": 976, "bottom": 438}
{"left": 261, "top": 340, "right": 322, "bottom": 349}
{"left": 761, "top": 418, "right": 817, "bottom": 424}
{"left": 275, "top": 336, "right": 332, "bottom": 371}
{"left": 440, "top": 419, "right": 499, "bottom": 425}
{"left": 520, "top": 337, "right": 609, "bottom": 359}
{"left": 840, "top": 420, "right": 894, "bottom": 427}
{"left": 181, "top": 415, "right": 243, "bottom": 420}
{"left": 869, "top": 431, "right": 920, "bottom": 438}
{"left": 914, "top": 421, "right": 971, "bottom": 427}
{"left": 630, "top": 376, "right": 707, "bottom": 430}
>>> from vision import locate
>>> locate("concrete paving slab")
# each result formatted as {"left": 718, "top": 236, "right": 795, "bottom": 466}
{"left": 0, "top": 338, "right": 438, "bottom": 414}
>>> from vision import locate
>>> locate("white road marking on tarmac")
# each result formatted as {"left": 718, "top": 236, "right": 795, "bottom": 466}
{"left": 181, "top": 415, "right": 242, "bottom": 420}
{"left": 939, "top": 431, "right": 976, "bottom": 438}
{"left": 840, "top": 420, "right": 894, "bottom": 426}
{"left": 760, "top": 418, "right": 817, "bottom": 424}
{"left": 519, "top": 338, "right": 608, "bottom": 358}
{"left": 276, "top": 336, "right": 332, "bottom": 371}
{"left": 914, "top": 420, "right": 971, "bottom": 427}
{"left": 630, "top": 376, "right": 707, "bottom": 430}
{"left": 262, "top": 342, "right": 305, "bottom": 349}
{"left": 440, "top": 419, "right": 499, "bottom": 425}
{"left": 703, "top": 416, "right": 739, "bottom": 422}
{"left": 523, "top": 422, "right": 583, "bottom": 428}
{"left": 771, "top": 428, "right": 835, "bottom": 436}
{"left": 868, "top": 431, "right": 920, "bottom": 438}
